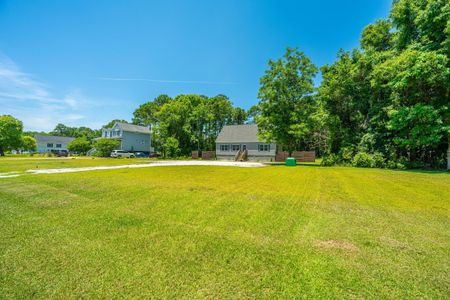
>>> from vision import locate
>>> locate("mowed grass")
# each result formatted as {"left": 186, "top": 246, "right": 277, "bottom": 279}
{"left": 0, "top": 161, "right": 449, "bottom": 299}
{"left": 0, "top": 157, "right": 151, "bottom": 173}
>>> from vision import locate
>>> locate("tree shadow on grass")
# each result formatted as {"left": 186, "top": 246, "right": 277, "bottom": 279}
{"left": 266, "top": 162, "right": 323, "bottom": 168}
{"left": 266, "top": 162, "right": 449, "bottom": 174}
{"left": 399, "top": 168, "right": 449, "bottom": 175}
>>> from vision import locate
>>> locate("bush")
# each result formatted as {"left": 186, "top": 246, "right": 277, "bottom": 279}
{"left": 162, "top": 137, "right": 180, "bottom": 158}
{"left": 372, "top": 153, "right": 386, "bottom": 168}
{"left": 396, "top": 162, "right": 407, "bottom": 170}
{"left": 68, "top": 137, "right": 92, "bottom": 155}
{"left": 21, "top": 136, "right": 37, "bottom": 152}
{"left": 352, "top": 152, "right": 375, "bottom": 168}
{"left": 396, "top": 156, "right": 408, "bottom": 169}
{"left": 339, "top": 146, "right": 355, "bottom": 163}
{"left": 321, "top": 153, "right": 340, "bottom": 166}
{"left": 386, "top": 160, "right": 397, "bottom": 169}
{"left": 94, "top": 138, "right": 120, "bottom": 157}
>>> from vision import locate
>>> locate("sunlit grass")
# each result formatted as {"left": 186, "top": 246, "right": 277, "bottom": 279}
{"left": 0, "top": 162, "right": 449, "bottom": 298}
{"left": 0, "top": 157, "right": 152, "bottom": 173}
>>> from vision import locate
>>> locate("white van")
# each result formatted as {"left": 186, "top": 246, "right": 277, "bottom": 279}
{"left": 110, "top": 150, "right": 135, "bottom": 158}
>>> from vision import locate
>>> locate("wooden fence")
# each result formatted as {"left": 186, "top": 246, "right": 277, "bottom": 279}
{"left": 201, "top": 151, "right": 216, "bottom": 160}
{"left": 192, "top": 151, "right": 199, "bottom": 159}
{"left": 275, "top": 151, "right": 315, "bottom": 162}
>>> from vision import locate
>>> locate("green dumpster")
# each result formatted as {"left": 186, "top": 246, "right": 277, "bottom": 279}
{"left": 286, "top": 157, "right": 296, "bottom": 166}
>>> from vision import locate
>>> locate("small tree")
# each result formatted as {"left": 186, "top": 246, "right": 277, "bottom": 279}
{"left": 0, "top": 115, "right": 23, "bottom": 156}
{"left": 94, "top": 138, "right": 120, "bottom": 157}
{"left": 21, "top": 136, "right": 37, "bottom": 152}
{"left": 68, "top": 137, "right": 92, "bottom": 155}
{"left": 162, "top": 137, "right": 180, "bottom": 158}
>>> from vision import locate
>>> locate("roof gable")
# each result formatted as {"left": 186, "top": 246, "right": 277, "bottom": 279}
{"left": 114, "top": 122, "right": 151, "bottom": 134}
{"left": 216, "top": 124, "right": 263, "bottom": 143}
{"left": 35, "top": 135, "right": 75, "bottom": 143}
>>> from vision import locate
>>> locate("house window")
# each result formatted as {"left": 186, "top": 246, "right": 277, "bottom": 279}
{"left": 56, "top": 144, "right": 62, "bottom": 148}
{"left": 231, "top": 144, "right": 240, "bottom": 151}
{"left": 47, "top": 143, "right": 53, "bottom": 148}
{"left": 258, "top": 144, "right": 270, "bottom": 152}
{"left": 220, "top": 144, "right": 230, "bottom": 151}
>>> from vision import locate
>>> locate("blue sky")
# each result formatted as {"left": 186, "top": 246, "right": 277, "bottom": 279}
{"left": 0, "top": 0, "right": 392, "bottom": 131}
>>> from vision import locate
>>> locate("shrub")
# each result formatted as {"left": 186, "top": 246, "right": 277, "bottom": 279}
{"left": 352, "top": 152, "right": 375, "bottom": 168}
{"left": 386, "top": 160, "right": 397, "bottom": 169}
{"left": 21, "top": 136, "right": 37, "bottom": 152}
{"left": 372, "top": 153, "right": 386, "bottom": 168}
{"left": 68, "top": 137, "right": 92, "bottom": 155}
{"left": 162, "top": 137, "right": 180, "bottom": 158}
{"left": 396, "top": 162, "right": 407, "bottom": 170}
{"left": 94, "top": 138, "right": 120, "bottom": 157}
{"left": 321, "top": 153, "right": 340, "bottom": 166}
{"left": 339, "top": 146, "right": 355, "bottom": 163}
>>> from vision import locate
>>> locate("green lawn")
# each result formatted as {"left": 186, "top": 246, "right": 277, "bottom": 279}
{"left": 0, "top": 157, "right": 152, "bottom": 173}
{"left": 0, "top": 159, "right": 449, "bottom": 298}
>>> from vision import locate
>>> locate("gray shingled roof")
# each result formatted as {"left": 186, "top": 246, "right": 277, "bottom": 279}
{"left": 216, "top": 124, "right": 262, "bottom": 143}
{"left": 35, "top": 135, "right": 75, "bottom": 143}
{"left": 116, "top": 122, "right": 151, "bottom": 134}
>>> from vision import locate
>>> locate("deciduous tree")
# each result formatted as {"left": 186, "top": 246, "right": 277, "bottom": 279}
{"left": 0, "top": 115, "right": 23, "bottom": 156}
{"left": 21, "top": 136, "right": 37, "bottom": 152}
{"left": 256, "top": 47, "right": 318, "bottom": 155}
{"left": 94, "top": 138, "right": 120, "bottom": 157}
{"left": 68, "top": 137, "right": 92, "bottom": 155}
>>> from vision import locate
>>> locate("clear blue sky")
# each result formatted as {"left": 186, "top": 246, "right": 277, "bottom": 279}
{"left": 0, "top": 0, "right": 392, "bottom": 131}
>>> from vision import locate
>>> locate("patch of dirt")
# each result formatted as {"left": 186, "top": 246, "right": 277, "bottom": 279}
{"left": 0, "top": 174, "right": 20, "bottom": 178}
{"left": 317, "top": 240, "right": 359, "bottom": 252}
{"left": 0, "top": 172, "right": 22, "bottom": 178}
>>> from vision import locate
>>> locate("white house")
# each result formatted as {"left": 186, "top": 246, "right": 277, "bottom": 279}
{"left": 35, "top": 135, "right": 75, "bottom": 153}
{"left": 215, "top": 124, "right": 276, "bottom": 161}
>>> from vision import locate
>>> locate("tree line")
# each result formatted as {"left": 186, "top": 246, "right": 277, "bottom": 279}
{"left": 254, "top": 0, "right": 449, "bottom": 169}
{"left": 132, "top": 94, "right": 247, "bottom": 156}
{"left": 0, "top": 94, "right": 247, "bottom": 157}
{"left": 1, "top": 0, "right": 448, "bottom": 167}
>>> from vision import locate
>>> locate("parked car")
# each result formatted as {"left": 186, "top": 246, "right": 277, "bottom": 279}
{"left": 134, "top": 152, "right": 150, "bottom": 158}
{"left": 110, "top": 150, "right": 135, "bottom": 158}
{"left": 51, "top": 150, "right": 69, "bottom": 157}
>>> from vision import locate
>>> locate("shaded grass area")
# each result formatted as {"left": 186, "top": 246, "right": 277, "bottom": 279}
{"left": 0, "top": 157, "right": 152, "bottom": 173}
{"left": 0, "top": 165, "right": 449, "bottom": 298}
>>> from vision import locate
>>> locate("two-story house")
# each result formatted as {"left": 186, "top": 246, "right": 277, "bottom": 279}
{"left": 101, "top": 122, "right": 153, "bottom": 153}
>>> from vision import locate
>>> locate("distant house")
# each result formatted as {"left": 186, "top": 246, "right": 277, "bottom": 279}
{"left": 35, "top": 135, "right": 75, "bottom": 153}
{"left": 215, "top": 124, "right": 276, "bottom": 161}
{"left": 101, "top": 122, "right": 153, "bottom": 153}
